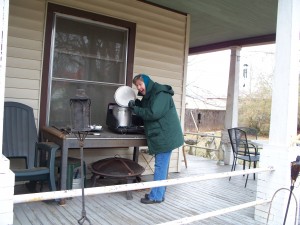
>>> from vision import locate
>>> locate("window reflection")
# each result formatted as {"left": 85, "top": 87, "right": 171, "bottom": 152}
{"left": 53, "top": 16, "right": 127, "bottom": 83}
{"left": 49, "top": 15, "right": 128, "bottom": 127}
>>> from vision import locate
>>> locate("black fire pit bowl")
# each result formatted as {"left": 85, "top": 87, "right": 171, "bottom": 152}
{"left": 89, "top": 157, "right": 145, "bottom": 200}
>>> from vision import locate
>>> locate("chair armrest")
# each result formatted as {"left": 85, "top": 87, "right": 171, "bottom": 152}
{"left": 247, "top": 143, "right": 260, "bottom": 155}
{"left": 35, "top": 142, "right": 60, "bottom": 168}
{"left": 35, "top": 142, "right": 60, "bottom": 192}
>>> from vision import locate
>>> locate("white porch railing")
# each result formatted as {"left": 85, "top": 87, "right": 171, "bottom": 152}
{"left": 13, "top": 167, "right": 274, "bottom": 224}
{"left": 13, "top": 167, "right": 274, "bottom": 204}
{"left": 157, "top": 199, "right": 271, "bottom": 225}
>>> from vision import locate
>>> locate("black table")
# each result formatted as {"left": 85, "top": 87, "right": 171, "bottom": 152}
{"left": 41, "top": 126, "right": 147, "bottom": 202}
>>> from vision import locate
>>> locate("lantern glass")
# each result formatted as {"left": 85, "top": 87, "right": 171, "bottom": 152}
{"left": 291, "top": 161, "right": 300, "bottom": 183}
{"left": 70, "top": 89, "right": 91, "bottom": 132}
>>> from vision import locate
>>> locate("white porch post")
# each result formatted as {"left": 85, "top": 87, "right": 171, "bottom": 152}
{"left": 222, "top": 46, "right": 240, "bottom": 165}
{"left": 0, "top": 1, "right": 14, "bottom": 225}
{"left": 255, "top": 0, "right": 300, "bottom": 224}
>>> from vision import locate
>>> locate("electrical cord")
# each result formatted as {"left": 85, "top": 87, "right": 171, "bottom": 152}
{"left": 266, "top": 187, "right": 298, "bottom": 225}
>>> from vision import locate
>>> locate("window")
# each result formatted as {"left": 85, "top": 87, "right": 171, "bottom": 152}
{"left": 40, "top": 3, "right": 136, "bottom": 128}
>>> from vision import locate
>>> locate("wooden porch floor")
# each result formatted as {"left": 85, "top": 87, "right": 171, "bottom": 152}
{"left": 13, "top": 155, "right": 265, "bottom": 225}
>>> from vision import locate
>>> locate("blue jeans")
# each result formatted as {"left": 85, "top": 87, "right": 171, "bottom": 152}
{"left": 148, "top": 150, "right": 172, "bottom": 201}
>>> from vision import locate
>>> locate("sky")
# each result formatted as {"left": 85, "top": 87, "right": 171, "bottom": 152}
{"left": 186, "top": 44, "right": 276, "bottom": 109}
{"left": 187, "top": 50, "right": 230, "bottom": 98}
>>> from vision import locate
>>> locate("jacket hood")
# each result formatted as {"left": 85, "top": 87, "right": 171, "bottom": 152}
{"left": 138, "top": 78, "right": 174, "bottom": 97}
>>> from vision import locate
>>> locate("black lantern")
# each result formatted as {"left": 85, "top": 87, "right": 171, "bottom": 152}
{"left": 70, "top": 89, "right": 91, "bottom": 132}
{"left": 291, "top": 156, "right": 300, "bottom": 185}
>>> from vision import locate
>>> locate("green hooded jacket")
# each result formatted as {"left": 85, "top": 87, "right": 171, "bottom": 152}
{"left": 132, "top": 78, "right": 184, "bottom": 155}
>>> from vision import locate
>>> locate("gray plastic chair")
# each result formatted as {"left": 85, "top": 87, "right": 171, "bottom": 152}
{"left": 2, "top": 101, "right": 59, "bottom": 192}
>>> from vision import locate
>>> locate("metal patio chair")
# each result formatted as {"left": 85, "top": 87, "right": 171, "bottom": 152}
{"left": 235, "top": 127, "right": 260, "bottom": 170}
{"left": 228, "top": 127, "right": 260, "bottom": 187}
{"left": 2, "top": 101, "right": 59, "bottom": 192}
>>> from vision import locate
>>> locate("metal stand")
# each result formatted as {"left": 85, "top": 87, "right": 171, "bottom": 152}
{"left": 266, "top": 187, "right": 298, "bottom": 225}
{"left": 74, "top": 131, "right": 92, "bottom": 225}
{"left": 283, "top": 185, "right": 295, "bottom": 225}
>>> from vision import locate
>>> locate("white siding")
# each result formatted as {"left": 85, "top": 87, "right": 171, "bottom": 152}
{"left": 6, "top": 0, "right": 188, "bottom": 173}
{"left": 6, "top": 0, "right": 45, "bottom": 112}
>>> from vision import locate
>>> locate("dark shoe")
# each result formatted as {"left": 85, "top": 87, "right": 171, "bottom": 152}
{"left": 140, "top": 198, "right": 162, "bottom": 204}
{"left": 145, "top": 194, "right": 165, "bottom": 202}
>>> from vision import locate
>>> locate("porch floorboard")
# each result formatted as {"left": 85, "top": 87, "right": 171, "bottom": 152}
{"left": 13, "top": 155, "right": 265, "bottom": 225}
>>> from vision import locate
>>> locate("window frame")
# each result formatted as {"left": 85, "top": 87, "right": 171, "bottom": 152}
{"left": 40, "top": 3, "right": 136, "bottom": 129}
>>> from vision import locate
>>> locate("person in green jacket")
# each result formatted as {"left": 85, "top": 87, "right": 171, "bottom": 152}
{"left": 128, "top": 74, "right": 184, "bottom": 204}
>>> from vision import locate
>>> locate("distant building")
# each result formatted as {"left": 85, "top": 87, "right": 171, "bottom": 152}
{"left": 184, "top": 96, "right": 226, "bottom": 132}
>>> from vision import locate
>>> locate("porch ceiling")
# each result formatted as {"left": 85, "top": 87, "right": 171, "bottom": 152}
{"left": 144, "top": 0, "right": 278, "bottom": 54}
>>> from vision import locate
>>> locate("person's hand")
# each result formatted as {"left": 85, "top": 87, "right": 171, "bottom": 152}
{"left": 128, "top": 100, "right": 135, "bottom": 109}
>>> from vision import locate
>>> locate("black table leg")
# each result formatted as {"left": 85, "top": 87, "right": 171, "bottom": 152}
{"left": 133, "top": 146, "right": 140, "bottom": 162}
